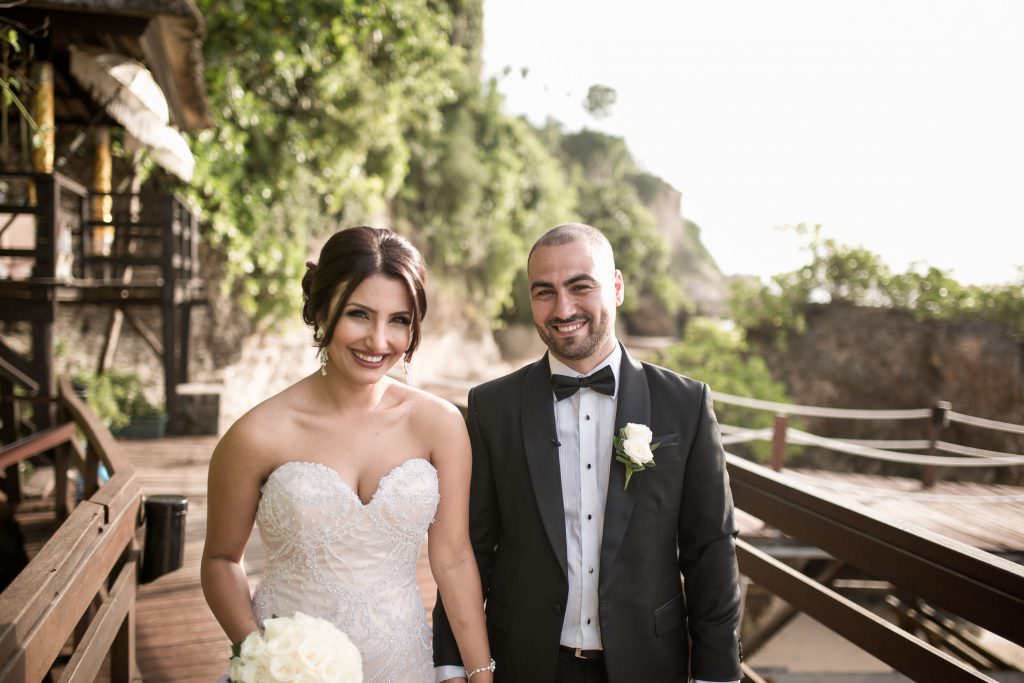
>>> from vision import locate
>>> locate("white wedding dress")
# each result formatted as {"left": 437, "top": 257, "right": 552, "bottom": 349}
{"left": 251, "top": 458, "right": 439, "bottom": 682}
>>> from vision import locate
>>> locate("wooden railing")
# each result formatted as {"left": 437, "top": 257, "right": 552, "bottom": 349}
{"left": 713, "top": 391, "right": 1024, "bottom": 487}
{"left": 728, "top": 453, "right": 1024, "bottom": 682}
{"left": 0, "top": 376, "right": 142, "bottom": 683}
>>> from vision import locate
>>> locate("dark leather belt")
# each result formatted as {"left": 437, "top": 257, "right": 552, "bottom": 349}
{"left": 559, "top": 645, "right": 603, "bottom": 660}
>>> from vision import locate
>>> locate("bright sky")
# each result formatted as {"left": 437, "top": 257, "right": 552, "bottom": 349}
{"left": 482, "top": 0, "right": 1024, "bottom": 285}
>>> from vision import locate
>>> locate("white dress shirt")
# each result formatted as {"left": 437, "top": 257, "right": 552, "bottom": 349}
{"left": 436, "top": 343, "right": 737, "bottom": 683}
{"left": 549, "top": 345, "right": 620, "bottom": 650}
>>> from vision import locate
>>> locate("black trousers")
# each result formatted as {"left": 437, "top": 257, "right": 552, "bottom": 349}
{"left": 555, "top": 649, "right": 609, "bottom": 683}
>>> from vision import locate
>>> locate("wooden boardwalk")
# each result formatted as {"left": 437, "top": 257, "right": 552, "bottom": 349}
{"left": 123, "top": 436, "right": 438, "bottom": 682}
{"left": 31, "top": 435, "right": 1009, "bottom": 682}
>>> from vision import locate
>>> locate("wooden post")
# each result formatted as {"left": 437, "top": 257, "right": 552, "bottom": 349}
{"left": 161, "top": 196, "right": 178, "bottom": 431}
{"left": 31, "top": 175, "right": 58, "bottom": 432}
{"left": 110, "top": 568, "right": 137, "bottom": 683}
{"left": 922, "top": 401, "right": 951, "bottom": 488}
{"left": 31, "top": 61, "right": 55, "bottom": 171}
{"left": 0, "top": 377, "right": 20, "bottom": 504}
{"left": 770, "top": 413, "right": 788, "bottom": 471}
{"left": 91, "top": 126, "right": 114, "bottom": 259}
{"left": 83, "top": 442, "right": 99, "bottom": 499}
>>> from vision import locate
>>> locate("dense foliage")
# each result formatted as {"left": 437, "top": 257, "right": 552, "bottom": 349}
{"left": 730, "top": 224, "right": 1024, "bottom": 341}
{"left": 657, "top": 319, "right": 793, "bottom": 462}
{"left": 190, "top": 1, "right": 685, "bottom": 327}
{"left": 191, "top": 0, "right": 466, "bottom": 320}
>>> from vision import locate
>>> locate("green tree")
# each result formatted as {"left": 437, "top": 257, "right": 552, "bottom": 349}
{"left": 190, "top": 0, "right": 466, "bottom": 321}
{"left": 582, "top": 84, "right": 617, "bottom": 120}
{"left": 730, "top": 224, "right": 1024, "bottom": 339}
{"left": 657, "top": 319, "right": 793, "bottom": 462}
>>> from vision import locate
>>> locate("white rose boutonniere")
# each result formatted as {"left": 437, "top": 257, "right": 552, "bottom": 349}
{"left": 613, "top": 422, "right": 660, "bottom": 489}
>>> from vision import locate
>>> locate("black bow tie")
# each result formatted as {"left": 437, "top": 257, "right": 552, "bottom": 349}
{"left": 551, "top": 365, "right": 616, "bottom": 401}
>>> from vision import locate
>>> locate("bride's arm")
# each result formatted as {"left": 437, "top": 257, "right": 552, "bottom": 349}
{"left": 427, "top": 402, "right": 493, "bottom": 683}
{"left": 201, "top": 420, "right": 265, "bottom": 644}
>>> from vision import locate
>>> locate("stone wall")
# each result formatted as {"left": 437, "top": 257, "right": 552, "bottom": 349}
{"left": 749, "top": 303, "right": 1024, "bottom": 483}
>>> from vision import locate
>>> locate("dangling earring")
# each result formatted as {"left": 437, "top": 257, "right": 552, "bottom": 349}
{"left": 319, "top": 348, "right": 329, "bottom": 377}
{"left": 402, "top": 355, "right": 411, "bottom": 384}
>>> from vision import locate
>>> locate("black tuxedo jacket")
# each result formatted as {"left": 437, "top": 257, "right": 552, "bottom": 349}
{"left": 434, "top": 347, "right": 742, "bottom": 682}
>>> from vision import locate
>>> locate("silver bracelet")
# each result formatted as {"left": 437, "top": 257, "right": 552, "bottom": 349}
{"left": 465, "top": 658, "right": 496, "bottom": 679}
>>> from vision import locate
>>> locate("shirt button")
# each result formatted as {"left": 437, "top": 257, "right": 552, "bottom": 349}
{"left": 586, "top": 463, "right": 592, "bottom": 469}
{"left": 587, "top": 514, "right": 592, "bottom": 520}
{"left": 585, "top": 414, "right": 591, "bottom": 421}
{"left": 589, "top": 567, "right": 594, "bottom": 574}
{"left": 586, "top": 618, "right": 592, "bottom": 625}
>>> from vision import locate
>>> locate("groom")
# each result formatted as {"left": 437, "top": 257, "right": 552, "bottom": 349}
{"left": 435, "top": 223, "right": 742, "bottom": 683}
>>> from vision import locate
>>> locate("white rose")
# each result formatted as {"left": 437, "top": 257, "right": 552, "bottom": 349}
{"left": 622, "top": 422, "right": 653, "bottom": 443}
{"left": 269, "top": 652, "right": 301, "bottom": 682}
{"left": 240, "top": 631, "right": 267, "bottom": 660}
{"left": 295, "top": 636, "right": 325, "bottom": 671}
{"left": 622, "top": 437, "right": 654, "bottom": 464}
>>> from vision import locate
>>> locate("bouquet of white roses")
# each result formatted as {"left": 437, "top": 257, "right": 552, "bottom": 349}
{"left": 229, "top": 612, "right": 362, "bottom": 683}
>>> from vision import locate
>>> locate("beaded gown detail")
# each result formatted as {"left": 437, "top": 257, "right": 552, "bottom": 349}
{"left": 251, "top": 459, "right": 439, "bottom": 682}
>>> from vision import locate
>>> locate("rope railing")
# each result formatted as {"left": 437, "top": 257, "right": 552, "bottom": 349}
{"left": 786, "top": 428, "right": 1024, "bottom": 467}
{"left": 712, "top": 390, "right": 1024, "bottom": 434}
{"left": 710, "top": 390, "right": 933, "bottom": 420}
{"left": 948, "top": 410, "right": 1024, "bottom": 435}
{"left": 712, "top": 389, "right": 1023, "bottom": 487}
{"left": 720, "top": 424, "right": 1024, "bottom": 467}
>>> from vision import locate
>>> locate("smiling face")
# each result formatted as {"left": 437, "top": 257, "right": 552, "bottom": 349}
{"left": 528, "top": 238, "right": 624, "bottom": 373}
{"left": 324, "top": 273, "right": 414, "bottom": 384}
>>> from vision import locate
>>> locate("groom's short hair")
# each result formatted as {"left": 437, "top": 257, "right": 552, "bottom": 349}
{"left": 528, "top": 223, "right": 615, "bottom": 266}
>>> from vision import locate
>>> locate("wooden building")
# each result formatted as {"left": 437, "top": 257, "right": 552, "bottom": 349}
{"left": 0, "top": 0, "right": 212, "bottom": 453}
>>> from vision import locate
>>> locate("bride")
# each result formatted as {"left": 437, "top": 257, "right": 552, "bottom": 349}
{"left": 201, "top": 227, "right": 493, "bottom": 682}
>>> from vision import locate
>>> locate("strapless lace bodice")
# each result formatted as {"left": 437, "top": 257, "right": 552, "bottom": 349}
{"left": 252, "top": 458, "right": 439, "bottom": 682}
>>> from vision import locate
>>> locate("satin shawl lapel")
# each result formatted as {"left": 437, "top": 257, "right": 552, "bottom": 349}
{"left": 521, "top": 354, "right": 568, "bottom": 576}
{"left": 600, "top": 346, "right": 650, "bottom": 590}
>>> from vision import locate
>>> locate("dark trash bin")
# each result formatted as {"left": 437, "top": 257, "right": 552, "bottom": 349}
{"left": 141, "top": 494, "right": 188, "bottom": 584}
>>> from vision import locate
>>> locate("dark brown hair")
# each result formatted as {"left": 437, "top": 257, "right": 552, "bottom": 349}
{"left": 302, "top": 226, "right": 427, "bottom": 360}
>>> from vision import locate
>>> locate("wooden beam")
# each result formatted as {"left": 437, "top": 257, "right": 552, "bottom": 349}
{"left": 0, "top": 343, "right": 38, "bottom": 394}
{"left": 57, "top": 377, "right": 131, "bottom": 477}
{"left": 123, "top": 309, "right": 164, "bottom": 358}
{"left": 737, "top": 539, "right": 995, "bottom": 682}
{"left": 97, "top": 308, "right": 125, "bottom": 374}
{"left": 0, "top": 422, "right": 76, "bottom": 470}
{"left": 57, "top": 559, "right": 135, "bottom": 683}
{"left": 728, "top": 455, "right": 1024, "bottom": 644}
{"left": 743, "top": 559, "right": 845, "bottom": 657}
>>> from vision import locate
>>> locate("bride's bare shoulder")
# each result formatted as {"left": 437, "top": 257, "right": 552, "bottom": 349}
{"left": 398, "top": 383, "right": 467, "bottom": 445}
{"left": 214, "top": 378, "right": 312, "bottom": 466}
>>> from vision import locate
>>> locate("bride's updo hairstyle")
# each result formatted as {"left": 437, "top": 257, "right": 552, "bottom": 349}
{"left": 302, "top": 226, "right": 427, "bottom": 361}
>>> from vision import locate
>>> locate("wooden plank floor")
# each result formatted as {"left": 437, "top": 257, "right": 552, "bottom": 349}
{"left": 122, "top": 436, "right": 439, "bottom": 682}
{"left": 13, "top": 434, "right": 1020, "bottom": 681}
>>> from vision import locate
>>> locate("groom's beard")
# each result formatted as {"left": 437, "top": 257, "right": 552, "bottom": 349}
{"left": 535, "top": 313, "right": 612, "bottom": 363}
